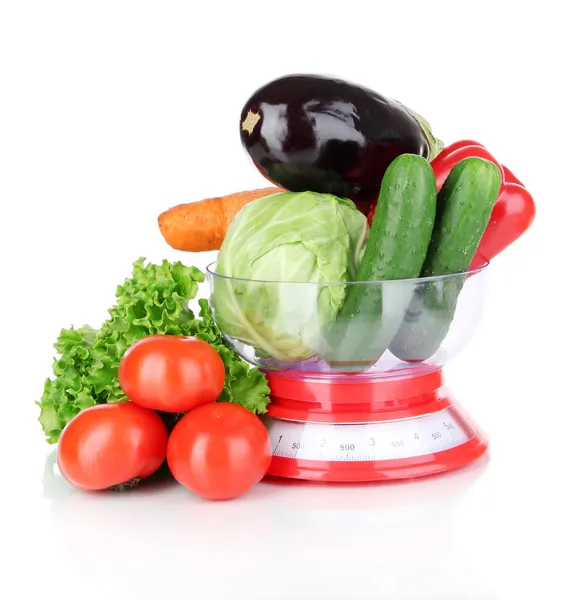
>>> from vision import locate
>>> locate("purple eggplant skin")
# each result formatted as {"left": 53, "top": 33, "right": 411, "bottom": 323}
{"left": 239, "top": 74, "right": 439, "bottom": 209}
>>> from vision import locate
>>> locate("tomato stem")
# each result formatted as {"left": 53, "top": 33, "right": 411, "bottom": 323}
{"left": 109, "top": 477, "right": 142, "bottom": 492}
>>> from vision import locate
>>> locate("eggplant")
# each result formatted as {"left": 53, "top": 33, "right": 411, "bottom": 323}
{"left": 239, "top": 74, "right": 443, "bottom": 212}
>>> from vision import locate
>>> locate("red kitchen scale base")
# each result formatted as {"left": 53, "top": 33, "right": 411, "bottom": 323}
{"left": 262, "top": 368, "right": 488, "bottom": 483}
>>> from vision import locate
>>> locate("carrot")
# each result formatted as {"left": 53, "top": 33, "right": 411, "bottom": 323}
{"left": 158, "top": 187, "right": 283, "bottom": 252}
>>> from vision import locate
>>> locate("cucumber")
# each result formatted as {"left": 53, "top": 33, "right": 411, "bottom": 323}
{"left": 389, "top": 157, "right": 502, "bottom": 361}
{"left": 324, "top": 154, "right": 437, "bottom": 370}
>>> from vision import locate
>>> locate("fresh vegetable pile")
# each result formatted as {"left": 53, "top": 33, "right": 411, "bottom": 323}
{"left": 40, "top": 72, "right": 535, "bottom": 500}
{"left": 40, "top": 258, "right": 271, "bottom": 499}
{"left": 39, "top": 258, "right": 269, "bottom": 444}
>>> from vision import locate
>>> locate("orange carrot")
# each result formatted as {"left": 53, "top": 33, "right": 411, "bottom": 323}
{"left": 158, "top": 187, "right": 283, "bottom": 252}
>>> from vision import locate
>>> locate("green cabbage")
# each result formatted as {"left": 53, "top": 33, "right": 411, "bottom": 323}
{"left": 213, "top": 192, "right": 369, "bottom": 362}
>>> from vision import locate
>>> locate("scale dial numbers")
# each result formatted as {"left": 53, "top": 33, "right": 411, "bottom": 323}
{"left": 264, "top": 407, "right": 476, "bottom": 462}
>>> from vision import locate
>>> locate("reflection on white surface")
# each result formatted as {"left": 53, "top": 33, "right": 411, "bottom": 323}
{"left": 41, "top": 451, "right": 497, "bottom": 599}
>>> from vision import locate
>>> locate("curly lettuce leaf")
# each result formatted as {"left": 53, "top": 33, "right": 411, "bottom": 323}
{"left": 37, "top": 258, "right": 270, "bottom": 445}
{"left": 38, "top": 326, "right": 99, "bottom": 444}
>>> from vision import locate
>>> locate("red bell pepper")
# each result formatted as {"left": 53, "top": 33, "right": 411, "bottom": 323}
{"left": 367, "top": 140, "right": 536, "bottom": 270}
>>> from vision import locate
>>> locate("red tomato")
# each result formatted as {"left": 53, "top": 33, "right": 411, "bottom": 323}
{"left": 118, "top": 335, "right": 225, "bottom": 413}
{"left": 57, "top": 402, "right": 168, "bottom": 491}
{"left": 167, "top": 403, "right": 272, "bottom": 500}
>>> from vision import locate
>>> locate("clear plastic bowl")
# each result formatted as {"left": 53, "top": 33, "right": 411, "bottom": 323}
{"left": 206, "top": 261, "right": 488, "bottom": 378}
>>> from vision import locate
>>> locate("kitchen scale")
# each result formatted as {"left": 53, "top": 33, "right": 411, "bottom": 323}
{"left": 208, "top": 260, "right": 491, "bottom": 484}
{"left": 262, "top": 367, "right": 487, "bottom": 482}
{"left": 206, "top": 140, "right": 535, "bottom": 484}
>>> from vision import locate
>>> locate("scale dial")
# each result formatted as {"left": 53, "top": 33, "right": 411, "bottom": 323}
{"left": 265, "top": 405, "right": 475, "bottom": 463}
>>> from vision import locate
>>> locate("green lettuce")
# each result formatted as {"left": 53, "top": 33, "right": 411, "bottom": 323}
{"left": 212, "top": 191, "right": 369, "bottom": 362}
{"left": 37, "top": 258, "right": 270, "bottom": 444}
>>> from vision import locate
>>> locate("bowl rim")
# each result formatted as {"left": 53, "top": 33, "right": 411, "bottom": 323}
{"left": 206, "top": 256, "right": 490, "bottom": 286}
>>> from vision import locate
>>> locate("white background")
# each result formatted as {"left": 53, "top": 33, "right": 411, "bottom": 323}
{"left": 1, "top": 1, "right": 568, "bottom": 599}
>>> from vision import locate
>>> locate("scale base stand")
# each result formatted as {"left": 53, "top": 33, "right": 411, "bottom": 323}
{"left": 263, "top": 368, "right": 488, "bottom": 483}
